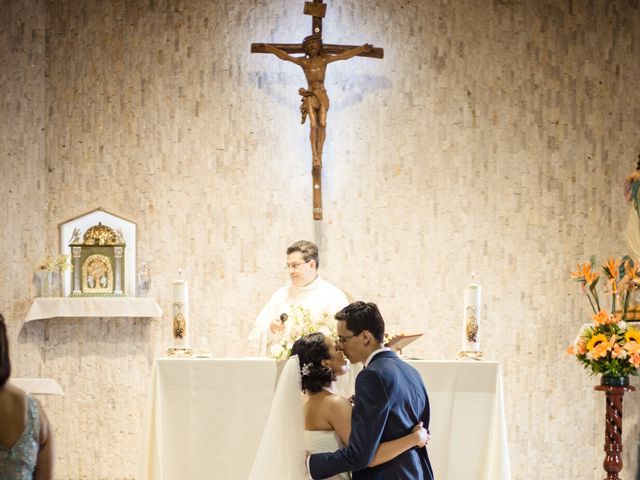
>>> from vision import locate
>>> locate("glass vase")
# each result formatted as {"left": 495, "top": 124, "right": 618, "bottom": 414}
{"left": 600, "top": 375, "right": 630, "bottom": 387}
{"left": 34, "top": 271, "right": 46, "bottom": 297}
{"left": 137, "top": 263, "right": 151, "bottom": 297}
{"left": 40, "top": 270, "right": 60, "bottom": 297}
{"left": 58, "top": 268, "right": 65, "bottom": 297}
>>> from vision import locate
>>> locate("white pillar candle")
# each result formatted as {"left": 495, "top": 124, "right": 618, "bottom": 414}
{"left": 462, "top": 283, "right": 481, "bottom": 352}
{"left": 172, "top": 276, "right": 189, "bottom": 349}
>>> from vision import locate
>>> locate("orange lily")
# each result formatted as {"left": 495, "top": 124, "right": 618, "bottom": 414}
{"left": 590, "top": 340, "right": 611, "bottom": 360}
{"left": 592, "top": 309, "right": 617, "bottom": 325}
{"left": 566, "top": 342, "right": 586, "bottom": 355}
{"left": 566, "top": 343, "right": 587, "bottom": 356}
{"left": 611, "top": 343, "right": 627, "bottom": 359}
{"left": 624, "top": 341, "right": 640, "bottom": 355}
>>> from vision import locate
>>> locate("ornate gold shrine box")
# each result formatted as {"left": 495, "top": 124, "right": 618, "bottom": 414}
{"left": 69, "top": 223, "right": 125, "bottom": 296}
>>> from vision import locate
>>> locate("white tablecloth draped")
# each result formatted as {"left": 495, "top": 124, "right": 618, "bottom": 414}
{"left": 137, "top": 358, "right": 510, "bottom": 480}
{"left": 24, "top": 297, "right": 163, "bottom": 322}
{"left": 412, "top": 361, "right": 511, "bottom": 480}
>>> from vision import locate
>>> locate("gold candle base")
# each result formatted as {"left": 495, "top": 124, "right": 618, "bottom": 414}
{"left": 457, "top": 350, "right": 483, "bottom": 361}
{"left": 166, "top": 347, "right": 193, "bottom": 357}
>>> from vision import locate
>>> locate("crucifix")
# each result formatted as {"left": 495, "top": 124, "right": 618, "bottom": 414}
{"left": 251, "top": 0, "right": 384, "bottom": 220}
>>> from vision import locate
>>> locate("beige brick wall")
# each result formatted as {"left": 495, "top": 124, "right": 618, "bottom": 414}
{"left": 1, "top": 0, "right": 640, "bottom": 478}
{"left": 0, "top": 0, "right": 48, "bottom": 416}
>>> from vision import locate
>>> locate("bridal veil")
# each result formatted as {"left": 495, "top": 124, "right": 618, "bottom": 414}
{"left": 248, "top": 355, "right": 308, "bottom": 479}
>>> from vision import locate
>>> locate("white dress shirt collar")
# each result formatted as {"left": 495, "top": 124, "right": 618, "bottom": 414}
{"left": 364, "top": 347, "right": 391, "bottom": 367}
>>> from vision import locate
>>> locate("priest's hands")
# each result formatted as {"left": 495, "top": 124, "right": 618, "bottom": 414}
{"left": 269, "top": 318, "right": 285, "bottom": 334}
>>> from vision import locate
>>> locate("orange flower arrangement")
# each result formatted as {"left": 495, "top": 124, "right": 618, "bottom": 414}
{"left": 567, "top": 257, "right": 640, "bottom": 377}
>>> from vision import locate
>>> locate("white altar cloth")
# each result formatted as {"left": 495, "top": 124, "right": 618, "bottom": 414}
{"left": 24, "top": 297, "right": 162, "bottom": 322}
{"left": 137, "top": 358, "right": 510, "bottom": 480}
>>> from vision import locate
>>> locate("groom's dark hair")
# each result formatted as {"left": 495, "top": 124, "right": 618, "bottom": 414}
{"left": 335, "top": 301, "right": 385, "bottom": 343}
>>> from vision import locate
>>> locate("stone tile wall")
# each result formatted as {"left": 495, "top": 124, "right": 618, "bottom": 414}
{"left": 1, "top": 0, "right": 639, "bottom": 478}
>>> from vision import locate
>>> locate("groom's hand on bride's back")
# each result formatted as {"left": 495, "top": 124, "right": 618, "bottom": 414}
{"left": 412, "top": 422, "right": 431, "bottom": 448}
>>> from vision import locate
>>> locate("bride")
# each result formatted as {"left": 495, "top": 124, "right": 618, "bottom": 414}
{"left": 249, "top": 332, "right": 428, "bottom": 479}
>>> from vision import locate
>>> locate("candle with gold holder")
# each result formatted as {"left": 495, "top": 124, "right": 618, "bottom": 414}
{"left": 167, "top": 269, "right": 192, "bottom": 356}
{"left": 458, "top": 274, "right": 483, "bottom": 360}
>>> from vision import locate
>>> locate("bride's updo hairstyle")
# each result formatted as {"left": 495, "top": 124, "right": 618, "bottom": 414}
{"left": 0, "top": 314, "right": 10, "bottom": 387}
{"left": 291, "top": 332, "right": 335, "bottom": 394}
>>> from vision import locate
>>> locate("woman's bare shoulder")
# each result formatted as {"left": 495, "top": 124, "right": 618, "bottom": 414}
{"left": 323, "top": 394, "right": 352, "bottom": 443}
{"left": 322, "top": 393, "right": 352, "bottom": 418}
{"left": 324, "top": 393, "right": 351, "bottom": 407}
{"left": 4, "top": 382, "right": 27, "bottom": 396}
{"left": 0, "top": 384, "right": 27, "bottom": 410}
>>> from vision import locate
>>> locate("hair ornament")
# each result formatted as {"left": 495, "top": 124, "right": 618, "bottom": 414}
{"left": 301, "top": 362, "right": 313, "bottom": 377}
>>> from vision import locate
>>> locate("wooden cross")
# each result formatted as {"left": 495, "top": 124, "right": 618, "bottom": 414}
{"left": 251, "top": 0, "right": 384, "bottom": 220}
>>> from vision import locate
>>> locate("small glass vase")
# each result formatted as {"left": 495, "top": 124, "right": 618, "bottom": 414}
{"left": 45, "top": 271, "right": 60, "bottom": 297}
{"left": 600, "top": 375, "right": 630, "bottom": 387}
{"left": 34, "top": 271, "right": 46, "bottom": 297}
{"left": 137, "top": 263, "right": 151, "bottom": 297}
{"left": 35, "top": 270, "right": 60, "bottom": 297}
{"left": 58, "top": 269, "right": 65, "bottom": 297}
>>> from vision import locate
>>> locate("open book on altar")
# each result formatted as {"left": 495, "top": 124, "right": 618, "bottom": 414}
{"left": 386, "top": 333, "right": 423, "bottom": 352}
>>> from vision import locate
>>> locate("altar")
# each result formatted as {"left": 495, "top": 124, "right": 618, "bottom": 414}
{"left": 137, "top": 358, "right": 511, "bottom": 480}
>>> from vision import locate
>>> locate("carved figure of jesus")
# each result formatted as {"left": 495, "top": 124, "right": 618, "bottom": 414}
{"left": 256, "top": 35, "right": 373, "bottom": 168}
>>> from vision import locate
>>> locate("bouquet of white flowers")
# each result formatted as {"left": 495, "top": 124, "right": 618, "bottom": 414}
{"left": 269, "top": 305, "right": 336, "bottom": 360}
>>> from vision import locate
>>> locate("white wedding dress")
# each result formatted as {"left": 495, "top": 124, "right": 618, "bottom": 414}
{"left": 305, "top": 430, "right": 350, "bottom": 480}
{"left": 249, "top": 356, "right": 351, "bottom": 480}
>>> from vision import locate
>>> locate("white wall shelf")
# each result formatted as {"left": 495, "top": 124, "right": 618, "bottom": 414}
{"left": 12, "top": 378, "right": 64, "bottom": 395}
{"left": 25, "top": 297, "right": 163, "bottom": 322}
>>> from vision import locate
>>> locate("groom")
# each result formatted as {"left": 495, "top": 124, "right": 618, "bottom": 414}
{"left": 308, "top": 301, "right": 434, "bottom": 479}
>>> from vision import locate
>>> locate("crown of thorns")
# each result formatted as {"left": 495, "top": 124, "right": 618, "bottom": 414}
{"left": 302, "top": 35, "right": 322, "bottom": 46}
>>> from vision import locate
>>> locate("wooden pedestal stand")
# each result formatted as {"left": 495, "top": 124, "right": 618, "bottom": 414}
{"left": 593, "top": 384, "right": 635, "bottom": 480}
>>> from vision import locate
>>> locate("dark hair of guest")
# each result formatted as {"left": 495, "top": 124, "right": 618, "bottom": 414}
{"left": 291, "top": 332, "right": 335, "bottom": 394}
{"left": 334, "top": 301, "right": 385, "bottom": 343}
{"left": 0, "top": 314, "right": 11, "bottom": 387}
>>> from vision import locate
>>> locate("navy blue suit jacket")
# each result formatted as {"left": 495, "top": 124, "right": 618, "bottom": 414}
{"left": 309, "top": 350, "right": 434, "bottom": 479}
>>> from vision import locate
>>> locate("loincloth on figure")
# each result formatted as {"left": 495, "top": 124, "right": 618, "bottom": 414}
{"left": 298, "top": 87, "right": 329, "bottom": 124}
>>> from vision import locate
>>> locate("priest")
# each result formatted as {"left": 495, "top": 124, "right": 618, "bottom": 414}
{"left": 249, "top": 240, "right": 348, "bottom": 356}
